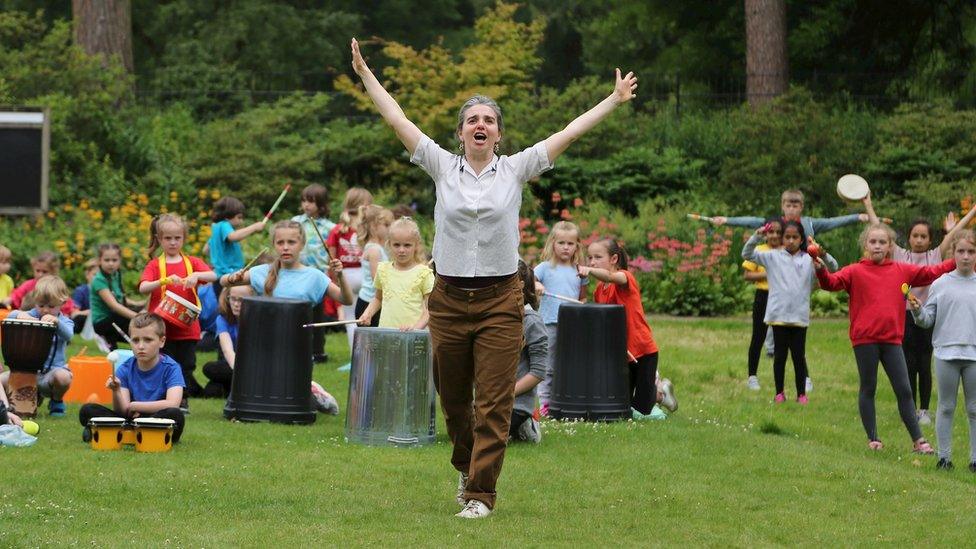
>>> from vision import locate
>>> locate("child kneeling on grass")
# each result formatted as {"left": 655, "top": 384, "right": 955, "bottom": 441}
{"left": 79, "top": 313, "right": 186, "bottom": 444}
{"left": 0, "top": 275, "right": 75, "bottom": 417}
{"left": 510, "top": 260, "right": 546, "bottom": 444}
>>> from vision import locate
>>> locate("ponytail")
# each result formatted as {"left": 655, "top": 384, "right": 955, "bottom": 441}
{"left": 596, "top": 238, "right": 629, "bottom": 270}
{"left": 264, "top": 258, "right": 283, "bottom": 296}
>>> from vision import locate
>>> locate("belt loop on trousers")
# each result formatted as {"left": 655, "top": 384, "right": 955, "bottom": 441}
{"left": 437, "top": 275, "right": 516, "bottom": 301}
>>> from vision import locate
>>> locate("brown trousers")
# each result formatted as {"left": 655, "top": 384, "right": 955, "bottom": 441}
{"left": 428, "top": 275, "right": 524, "bottom": 510}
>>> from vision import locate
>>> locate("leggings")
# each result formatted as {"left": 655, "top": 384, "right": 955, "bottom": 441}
{"left": 934, "top": 358, "right": 976, "bottom": 461}
{"left": 202, "top": 359, "right": 233, "bottom": 398}
{"left": 163, "top": 339, "right": 201, "bottom": 397}
{"left": 340, "top": 267, "right": 363, "bottom": 349}
{"left": 902, "top": 315, "right": 934, "bottom": 410}
{"left": 94, "top": 314, "right": 131, "bottom": 351}
{"left": 354, "top": 297, "right": 381, "bottom": 328}
{"left": 771, "top": 325, "right": 807, "bottom": 396}
{"left": 747, "top": 290, "right": 769, "bottom": 376}
{"left": 630, "top": 352, "right": 659, "bottom": 415}
{"left": 853, "top": 343, "right": 922, "bottom": 442}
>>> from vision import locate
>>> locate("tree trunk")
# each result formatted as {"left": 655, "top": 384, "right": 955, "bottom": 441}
{"left": 72, "top": 0, "right": 133, "bottom": 73}
{"left": 745, "top": 0, "right": 788, "bottom": 107}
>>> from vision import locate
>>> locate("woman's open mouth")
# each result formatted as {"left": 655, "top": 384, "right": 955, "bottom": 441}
{"left": 473, "top": 132, "right": 487, "bottom": 145}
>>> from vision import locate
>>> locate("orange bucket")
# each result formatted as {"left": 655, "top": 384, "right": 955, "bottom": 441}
{"left": 63, "top": 356, "right": 113, "bottom": 405}
{"left": 154, "top": 291, "right": 201, "bottom": 329}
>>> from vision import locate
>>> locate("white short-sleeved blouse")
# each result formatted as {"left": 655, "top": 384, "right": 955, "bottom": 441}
{"left": 410, "top": 134, "right": 553, "bottom": 277}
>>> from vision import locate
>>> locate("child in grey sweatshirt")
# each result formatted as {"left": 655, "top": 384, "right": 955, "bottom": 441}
{"left": 743, "top": 220, "right": 837, "bottom": 403}
{"left": 911, "top": 229, "right": 976, "bottom": 471}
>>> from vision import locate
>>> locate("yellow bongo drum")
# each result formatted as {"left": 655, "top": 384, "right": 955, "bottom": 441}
{"left": 89, "top": 417, "right": 126, "bottom": 451}
{"left": 134, "top": 418, "right": 175, "bottom": 453}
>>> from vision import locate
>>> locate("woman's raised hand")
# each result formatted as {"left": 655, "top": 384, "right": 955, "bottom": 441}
{"left": 613, "top": 68, "right": 638, "bottom": 104}
{"left": 351, "top": 38, "right": 370, "bottom": 77}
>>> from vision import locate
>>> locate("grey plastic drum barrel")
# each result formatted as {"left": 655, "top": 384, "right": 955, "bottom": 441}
{"left": 345, "top": 328, "right": 436, "bottom": 446}
{"left": 549, "top": 303, "right": 630, "bottom": 421}
{"left": 223, "top": 296, "right": 316, "bottom": 424}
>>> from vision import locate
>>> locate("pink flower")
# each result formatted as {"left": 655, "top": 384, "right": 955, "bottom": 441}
{"left": 552, "top": 191, "right": 562, "bottom": 203}
{"left": 573, "top": 197, "right": 584, "bottom": 207}
{"left": 560, "top": 209, "right": 572, "bottom": 220}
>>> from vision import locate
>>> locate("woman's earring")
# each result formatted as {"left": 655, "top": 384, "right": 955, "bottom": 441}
{"left": 458, "top": 142, "right": 464, "bottom": 152}
{"left": 494, "top": 142, "right": 500, "bottom": 153}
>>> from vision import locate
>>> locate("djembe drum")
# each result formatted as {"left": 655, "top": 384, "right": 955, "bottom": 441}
{"left": 345, "top": 328, "right": 436, "bottom": 446}
{"left": 1, "top": 317, "right": 56, "bottom": 418}
{"left": 548, "top": 303, "right": 631, "bottom": 421}
{"left": 223, "top": 296, "right": 316, "bottom": 424}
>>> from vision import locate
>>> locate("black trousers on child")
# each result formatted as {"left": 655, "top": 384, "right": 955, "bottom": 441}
{"left": 771, "top": 325, "right": 808, "bottom": 396}
{"left": 163, "top": 339, "right": 201, "bottom": 397}
{"left": 630, "top": 352, "right": 659, "bottom": 415}
{"left": 202, "top": 359, "right": 233, "bottom": 398}
{"left": 79, "top": 403, "right": 185, "bottom": 443}
{"left": 748, "top": 289, "right": 769, "bottom": 377}
{"left": 94, "top": 315, "right": 131, "bottom": 351}
{"left": 509, "top": 409, "right": 532, "bottom": 439}
{"left": 902, "top": 315, "right": 934, "bottom": 410}
{"left": 354, "top": 298, "right": 381, "bottom": 328}
{"left": 852, "top": 343, "right": 922, "bottom": 443}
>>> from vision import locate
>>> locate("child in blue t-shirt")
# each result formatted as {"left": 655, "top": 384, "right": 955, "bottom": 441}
{"left": 220, "top": 220, "right": 353, "bottom": 306}
{"left": 207, "top": 196, "right": 267, "bottom": 286}
{"left": 78, "top": 313, "right": 186, "bottom": 443}
{"left": 533, "top": 221, "right": 588, "bottom": 414}
{"left": 0, "top": 275, "right": 75, "bottom": 417}
{"left": 202, "top": 285, "right": 253, "bottom": 398}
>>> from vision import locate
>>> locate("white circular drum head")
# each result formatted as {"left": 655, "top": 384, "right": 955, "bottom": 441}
{"left": 134, "top": 417, "right": 175, "bottom": 428}
{"left": 837, "top": 174, "right": 869, "bottom": 201}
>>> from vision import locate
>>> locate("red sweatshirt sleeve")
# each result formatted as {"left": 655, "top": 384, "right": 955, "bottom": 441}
{"left": 908, "top": 259, "right": 955, "bottom": 287}
{"left": 815, "top": 263, "right": 852, "bottom": 292}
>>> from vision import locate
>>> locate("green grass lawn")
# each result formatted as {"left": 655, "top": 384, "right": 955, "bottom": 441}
{"left": 3, "top": 317, "right": 974, "bottom": 546}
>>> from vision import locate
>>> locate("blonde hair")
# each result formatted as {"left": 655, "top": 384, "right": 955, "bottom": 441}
{"left": 387, "top": 217, "right": 426, "bottom": 265}
{"left": 357, "top": 204, "right": 394, "bottom": 244}
{"left": 540, "top": 221, "right": 583, "bottom": 266}
{"left": 0, "top": 245, "right": 11, "bottom": 262}
{"left": 31, "top": 250, "right": 59, "bottom": 273}
{"left": 147, "top": 213, "right": 188, "bottom": 259}
{"left": 84, "top": 258, "right": 99, "bottom": 273}
{"left": 32, "top": 275, "right": 70, "bottom": 305}
{"left": 338, "top": 187, "right": 373, "bottom": 226}
{"left": 781, "top": 189, "right": 804, "bottom": 203}
{"left": 265, "top": 220, "right": 305, "bottom": 296}
{"left": 859, "top": 223, "right": 897, "bottom": 260}
{"left": 951, "top": 229, "right": 976, "bottom": 253}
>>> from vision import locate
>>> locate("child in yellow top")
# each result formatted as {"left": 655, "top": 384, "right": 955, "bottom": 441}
{"left": 357, "top": 217, "right": 434, "bottom": 330}
{"left": 0, "top": 245, "right": 13, "bottom": 307}
{"left": 741, "top": 218, "right": 782, "bottom": 390}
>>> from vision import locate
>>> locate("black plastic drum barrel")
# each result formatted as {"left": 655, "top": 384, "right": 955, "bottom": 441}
{"left": 548, "top": 303, "right": 630, "bottom": 421}
{"left": 224, "top": 296, "right": 316, "bottom": 424}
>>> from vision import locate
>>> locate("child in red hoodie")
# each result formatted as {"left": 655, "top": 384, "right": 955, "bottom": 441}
{"left": 815, "top": 223, "right": 953, "bottom": 453}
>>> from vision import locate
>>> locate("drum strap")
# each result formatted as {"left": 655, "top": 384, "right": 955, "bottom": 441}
{"left": 159, "top": 254, "right": 201, "bottom": 308}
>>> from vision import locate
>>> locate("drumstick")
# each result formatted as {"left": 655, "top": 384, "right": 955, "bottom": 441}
{"left": 628, "top": 351, "right": 637, "bottom": 363}
{"left": 263, "top": 183, "right": 291, "bottom": 222}
{"left": 543, "top": 292, "right": 583, "bottom": 304}
{"left": 306, "top": 217, "right": 333, "bottom": 260}
{"left": 302, "top": 319, "right": 360, "bottom": 329}
{"left": 687, "top": 213, "right": 715, "bottom": 223}
{"left": 242, "top": 247, "right": 269, "bottom": 271}
{"left": 112, "top": 323, "right": 133, "bottom": 346}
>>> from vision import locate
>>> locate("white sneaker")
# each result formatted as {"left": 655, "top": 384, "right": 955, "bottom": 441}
{"left": 805, "top": 377, "right": 813, "bottom": 393}
{"left": 456, "top": 472, "right": 468, "bottom": 506}
{"left": 747, "top": 376, "right": 761, "bottom": 391}
{"left": 658, "top": 378, "right": 678, "bottom": 412}
{"left": 918, "top": 409, "right": 932, "bottom": 426}
{"left": 456, "top": 499, "right": 491, "bottom": 518}
{"left": 517, "top": 417, "right": 542, "bottom": 443}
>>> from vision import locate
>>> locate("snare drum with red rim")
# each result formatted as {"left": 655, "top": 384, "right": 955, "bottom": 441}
{"left": 154, "top": 290, "right": 201, "bottom": 329}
